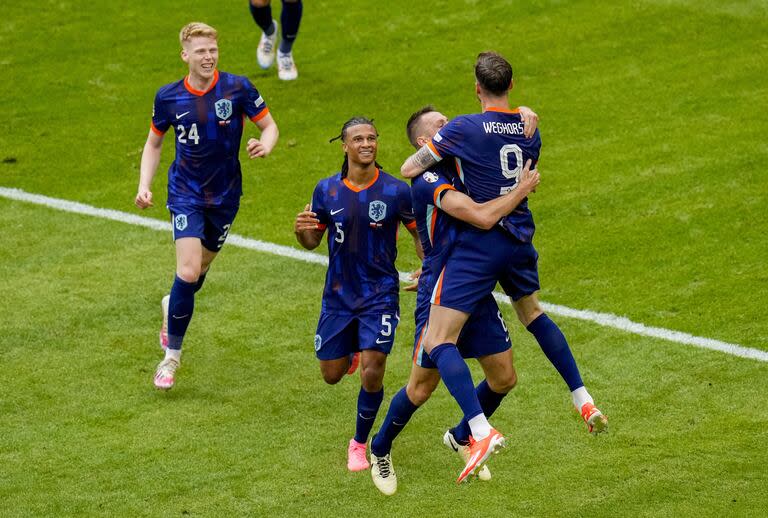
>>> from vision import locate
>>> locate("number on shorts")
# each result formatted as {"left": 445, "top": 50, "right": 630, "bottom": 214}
{"left": 381, "top": 314, "right": 392, "bottom": 336}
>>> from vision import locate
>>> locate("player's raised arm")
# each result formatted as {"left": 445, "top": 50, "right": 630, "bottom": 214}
{"left": 401, "top": 144, "right": 439, "bottom": 179}
{"left": 439, "top": 160, "right": 540, "bottom": 230}
{"left": 247, "top": 112, "right": 279, "bottom": 159}
{"left": 135, "top": 130, "right": 165, "bottom": 209}
{"left": 294, "top": 203, "right": 325, "bottom": 249}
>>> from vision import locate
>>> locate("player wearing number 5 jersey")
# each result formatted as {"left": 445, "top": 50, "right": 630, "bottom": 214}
{"left": 294, "top": 117, "right": 422, "bottom": 474}
{"left": 400, "top": 52, "right": 607, "bottom": 483}
{"left": 135, "top": 22, "right": 279, "bottom": 391}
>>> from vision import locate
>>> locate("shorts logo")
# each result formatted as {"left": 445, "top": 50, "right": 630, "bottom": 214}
{"left": 215, "top": 98, "right": 233, "bottom": 120}
{"left": 369, "top": 200, "right": 387, "bottom": 222}
{"left": 423, "top": 172, "right": 439, "bottom": 183}
{"left": 174, "top": 214, "right": 188, "bottom": 231}
{"left": 314, "top": 334, "right": 322, "bottom": 351}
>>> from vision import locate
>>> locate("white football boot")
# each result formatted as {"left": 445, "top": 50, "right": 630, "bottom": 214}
{"left": 443, "top": 429, "right": 491, "bottom": 481}
{"left": 257, "top": 20, "right": 278, "bottom": 69}
{"left": 277, "top": 51, "right": 298, "bottom": 80}
{"left": 370, "top": 450, "right": 397, "bottom": 496}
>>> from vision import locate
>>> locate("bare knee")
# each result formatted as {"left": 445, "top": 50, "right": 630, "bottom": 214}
{"left": 514, "top": 295, "right": 544, "bottom": 327}
{"left": 250, "top": 0, "right": 271, "bottom": 7}
{"left": 406, "top": 380, "right": 436, "bottom": 406}
{"left": 176, "top": 264, "right": 201, "bottom": 283}
{"left": 488, "top": 369, "right": 517, "bottom": 394}
{"left": 361, "top": 364, "right": 385, "bottom": 392}
{"left": 320, "top": 363, "right": 346, "bottom": 385}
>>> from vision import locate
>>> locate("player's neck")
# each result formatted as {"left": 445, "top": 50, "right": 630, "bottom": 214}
{"left": 187, "top": 71, "right": 216, "bottom": 93}
{"left": 480, "top": 95, "right": 511, "bottom": 112}
{"left": 346, "top": 163, "right": 377, "bottom": 187}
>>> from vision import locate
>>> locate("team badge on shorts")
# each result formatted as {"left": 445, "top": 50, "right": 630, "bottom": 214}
{"left": 215, "top": 98, "right": 233, "bottom": 120}
{"left": 314, "top": 334, "right": 322, "bottom": 352}
{"left": 174, "top": 214, "right": 188, "bottom": 231}
{"left": 369, "top": 200, "right": 387, "bottom": 222}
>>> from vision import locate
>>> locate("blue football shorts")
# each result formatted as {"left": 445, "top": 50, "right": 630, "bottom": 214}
{"left": 412, "top": 292, "right": 511, "bottom": 368}
{"left": 431, "top": 226, "right": 540, "bottom": 314}
{"left": 314, "top": 311, "right": 400, "bottom": 361}
{"left": 168, "top": 204, "right": 238, "bottom": 252}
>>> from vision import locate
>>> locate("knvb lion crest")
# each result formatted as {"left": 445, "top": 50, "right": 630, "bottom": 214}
{"left": 215, "top": 98, "right": 233, "bottom": 120}
{"left": 369, "top": 200, "right": 387, "bottom": 222}
{"left": 174, "top": 214, "right": 188, "bottom": 231}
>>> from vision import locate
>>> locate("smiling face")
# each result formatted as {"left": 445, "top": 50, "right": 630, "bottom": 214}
{"left": 342, "top": 124, "right": 378, "bottom": 167}
{"left": 181, "top": 36, "right": 218, "bottom": 82}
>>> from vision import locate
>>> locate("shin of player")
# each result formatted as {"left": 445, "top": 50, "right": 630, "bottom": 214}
{"left": 136, "top": 22, "right": 278, "bottom": 391}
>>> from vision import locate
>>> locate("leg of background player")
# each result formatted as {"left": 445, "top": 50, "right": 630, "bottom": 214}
{"left": 250, "top": 0, "right": 278, "bottom": 69}
{"left": 277, "top": 0, "right": 302, "bottom": 80}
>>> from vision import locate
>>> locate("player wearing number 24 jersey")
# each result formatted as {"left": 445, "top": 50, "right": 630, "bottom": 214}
{"left": 135, "top": 22, "right": 279, "bottom": 391}
{"left": 294, "top": 117, "right": 422, "bottom": 474}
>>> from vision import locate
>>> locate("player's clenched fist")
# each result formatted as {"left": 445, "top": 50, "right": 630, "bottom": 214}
{"left": 294, "top": 204, "right": 320, "bottom": 232}
{"left": 135, "top": 188, "right": 154, "bottom": 209}
{"left": 247, "top": 137, "right": 269, "bottom": 158}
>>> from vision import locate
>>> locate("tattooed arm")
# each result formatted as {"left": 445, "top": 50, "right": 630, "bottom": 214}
{"left": 400, "top": 145, "right": 439, "bottom": 179}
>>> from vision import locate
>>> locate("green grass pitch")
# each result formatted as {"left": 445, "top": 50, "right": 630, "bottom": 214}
{"left": 1, "top": 0, "right": 767, "bottom": 516}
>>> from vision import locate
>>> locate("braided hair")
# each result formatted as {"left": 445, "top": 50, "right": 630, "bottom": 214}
{"left": 329, "top": 116, "right": 382, "bottom": 178}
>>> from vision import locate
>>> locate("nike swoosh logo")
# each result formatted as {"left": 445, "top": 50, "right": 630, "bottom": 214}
{"left": 375, "top": 338, "right": 391, "bottom": 344}
{"left": 330, "top": 208, "right": 344, "bottom": 215}
{"left": 172, "top": 314, "right": 190, "bottom": 319}
{"left": 358, "top": 414, "right": 374, "bottom": 420}
{"left": 176, "top": 111, "right": 190, "bottom": 119}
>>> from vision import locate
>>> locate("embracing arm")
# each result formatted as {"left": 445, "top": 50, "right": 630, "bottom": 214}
{"left": 247, "top": 113, "right": 279, "bottom": 159}
{"left": 135, "top": 130, "right": 165, "bottom": 209}
{"left": 401, "top": 145, "right": 440, "bottom": 179}
{"left": 439, "top": 160, "right": 540, "bottom": 230}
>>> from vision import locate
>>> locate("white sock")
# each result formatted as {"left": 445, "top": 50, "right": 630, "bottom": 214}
{"left": 468, "top": 414, "right": 492, "bottom": 440}
{"left": 571, "top": 386, "right": 593, "bottom": 410}
{"left": 165, "top": 348, "right": 181, "bottom": 363}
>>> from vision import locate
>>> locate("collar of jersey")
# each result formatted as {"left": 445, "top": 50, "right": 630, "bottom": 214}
{"left": 484, "top": 106, "right": 520, "bottom": 114}
{"left": 184, "top": 70, "right": 219, "bottom": 96}
{"left": 343, "top": 168, "right": 379, "bottom": 192}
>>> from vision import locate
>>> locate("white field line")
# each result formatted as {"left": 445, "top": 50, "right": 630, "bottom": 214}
{"left": 2, "top": 186, "right": 766, "bottom": 363}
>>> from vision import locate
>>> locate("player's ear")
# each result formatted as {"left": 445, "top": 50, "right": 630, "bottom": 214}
{"left": 508, "top": 79, "right": 514, "bottom": 92}
{"left": 180, "top": 48, "right": 189, "bottom": 63}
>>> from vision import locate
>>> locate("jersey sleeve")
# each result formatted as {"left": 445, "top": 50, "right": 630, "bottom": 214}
{"left": 242, "top": 78, "right": 270, "bottom": 123}
{"left": 150, "top": 90, "right": 171, "bottom": 136}
{"left": 412, "top": 171, "right": 457, "bottom": 211}
{"left": 426, "top": 117, "right": 467, "bottom": 162}
{"left": 397, "top": 182, "right": 417, "bottom": 230}
{"left": 310, "top": 182, "right": 329, "bottom": 231}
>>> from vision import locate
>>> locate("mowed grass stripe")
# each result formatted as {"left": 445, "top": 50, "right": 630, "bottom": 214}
{"left": 3, "top": 185, "right": 764, "bottom": 363}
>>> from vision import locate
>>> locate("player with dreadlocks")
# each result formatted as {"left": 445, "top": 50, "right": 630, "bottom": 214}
{"left": 294, "top": 116, "right": 423, "bottom": 472}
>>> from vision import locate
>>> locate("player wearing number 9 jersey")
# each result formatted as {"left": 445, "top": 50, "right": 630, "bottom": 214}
{"left": 135, "top": 22, "right": 279, "bottom": 391}
{"left": 400, "top": 52, "right": 608, "bottom": 484}
{"left": 294, "top": 116, "right": 422, "bottom": 474}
